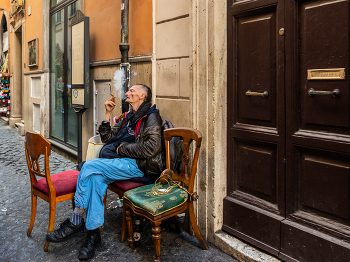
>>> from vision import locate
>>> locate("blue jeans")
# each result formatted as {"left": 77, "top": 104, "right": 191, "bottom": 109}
{"left": 74, "top": 158, "right": 144, "bottom": 230}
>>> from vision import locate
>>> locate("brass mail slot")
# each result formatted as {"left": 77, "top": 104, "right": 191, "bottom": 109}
{"left": 307, "top": 68, "right": 345, "bottom": 80}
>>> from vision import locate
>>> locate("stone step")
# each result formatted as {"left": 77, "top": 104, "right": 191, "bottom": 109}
{"left": 1, "top": 117, "right": 8, "bottom": 122}
{"left": 15, "top": 122, "right": 25, "bottom": 136}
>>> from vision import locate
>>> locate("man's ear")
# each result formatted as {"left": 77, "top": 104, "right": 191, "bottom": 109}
{"left": 140, "top": 93, "right": 146, "bottom": 100}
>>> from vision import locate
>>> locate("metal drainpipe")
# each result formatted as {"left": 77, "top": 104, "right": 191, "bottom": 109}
{"left": 120, "top": 0, "right": 130, "bottom": 113}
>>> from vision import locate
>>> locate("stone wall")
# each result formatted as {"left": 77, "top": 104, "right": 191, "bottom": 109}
{"left": 190, "top": 0, "right": 227, "bottom": 244}
{"left": 154, "top": 0, "right": 190, "bottom": 128}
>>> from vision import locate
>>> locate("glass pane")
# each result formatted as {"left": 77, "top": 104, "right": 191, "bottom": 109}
{"left": 51, "top": 0, "right": 65, "bottom": 8}
{"left": 67, "top": 0, "right": 82, "bottom": 146}
{"left": 50, "top": 10, "right": 65, "bottom": 141}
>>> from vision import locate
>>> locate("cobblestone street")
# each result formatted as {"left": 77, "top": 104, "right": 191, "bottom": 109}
{"left": 0, "top": 119, "right": 238, "bottom": 262}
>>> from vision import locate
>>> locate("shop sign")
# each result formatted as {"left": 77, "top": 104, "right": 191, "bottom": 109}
{"left": 71, "top": 10, "right": 90, "bottom": 109}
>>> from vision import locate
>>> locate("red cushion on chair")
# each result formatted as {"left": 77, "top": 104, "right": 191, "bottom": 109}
{"left": 33, "top": 170, "right": 80, "bottom": 197}
{"left": 110, "top": 181, "right": 146, "bottom": 192}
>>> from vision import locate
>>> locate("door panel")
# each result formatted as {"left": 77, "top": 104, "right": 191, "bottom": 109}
{"left": 238, "top": 12, "right": 276, "bottom": 127}
{"left": 301, "top": 151, "right": 350, "bottom": 220}
{"left": 280, "top": 220, "right": 350, "bottom": 262}
{"left": 288, "top": 0, "right": 350, "bottom": 228}
{"left": 226, "top": 0, "right": 350, "bottom": 260}
{"left": 288, "top": 146, "right": 350, "bottom": 238}
{"left": 283, "top": 0, "right": 350, "bottom": 260}
{"left": 223, "top": 198, "right": 282, "bottom": 256}
{"left": 300, "top": 0, "right": 349, "bottom": 130}
{"left": 225, "top": 0, "right": 285, "bottom": 254}
{"left": 237, "top": 141, "right": 277, "bottom": 203}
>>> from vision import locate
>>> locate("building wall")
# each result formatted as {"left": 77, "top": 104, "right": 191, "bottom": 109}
{"left": 5, "top": 0, "right": 154, "bottom": 157}
{"left": 8, "top": 1, "right": 26, "bottom": 129}
{"left": 22, "top": 0, "right": 45, "bottom": 137}
{"left": 25, "top": 0, "right": 43, "bottom": 71}
{"left": 85, "top": 0, "right": 152, "bottom": 62}
{"left": 0, "top": 1, "right": 12, "bottom": 73}
{"left": 190, "top": 0, "right": 228, "bottom": 248}
{"left": 153, "top": 0, "right": 228, "bottom": 247}
{"left": 154, "top": 0, "right": 191, "bottom": 128}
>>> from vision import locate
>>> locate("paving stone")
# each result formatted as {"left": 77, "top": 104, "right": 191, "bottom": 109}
{"left": 0, "top": 119, "right": 238, "bottom": 262}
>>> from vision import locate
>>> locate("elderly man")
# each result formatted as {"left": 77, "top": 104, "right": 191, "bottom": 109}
{"left": 46, "top": 84, "right": 163, "bottom": 260}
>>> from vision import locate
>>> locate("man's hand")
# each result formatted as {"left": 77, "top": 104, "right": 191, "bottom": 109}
{"left": 104, "top": 96, "right": 115, "bottom": 121}
{"left": 105, "top": 95, "right": 116, "bottom": 113}
{"left": 116, "top": 147, "right": 119, "bottom": 154}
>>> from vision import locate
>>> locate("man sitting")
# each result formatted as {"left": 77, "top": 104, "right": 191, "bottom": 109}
{"left": 46, "top": 84, "right": 163, "bottom": 260}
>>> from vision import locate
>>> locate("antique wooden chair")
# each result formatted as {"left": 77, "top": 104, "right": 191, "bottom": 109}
{"left": 123, "top": 127, "right": 209, "bottom": 261}
{"left": 104, "top": 119, "right": 176, "bottom": 242}
{"left": 105, "top": 181, "right": 146, "bottom": 242}
{"left": 25, "top": 132, "right": 79, "bottom": 251}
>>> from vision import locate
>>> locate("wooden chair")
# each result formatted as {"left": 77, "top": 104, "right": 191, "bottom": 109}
{"left": 25, "top": 132, "right": 80, "bottom": 251}
{"left": 123, "top": 127, "right": 209, "bottom": 261}
{"left": 105, "top": 181, "right": 146, "bottom": 242}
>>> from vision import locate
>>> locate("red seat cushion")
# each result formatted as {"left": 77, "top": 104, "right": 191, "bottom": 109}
{"left": 33, "top": 170, "right": 80, "bottom": 197}
{"left": 110, "top": 181, "right": 146, "bottom": 192}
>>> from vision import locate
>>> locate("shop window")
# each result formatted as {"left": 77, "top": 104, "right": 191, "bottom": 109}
{"left": 50, "top": 0, "right": 82, "bottom": 148}
{"left": 69, "top": 2, "right": 76, "bottom": 18}
{"left": 56, "top": 11, "right": 61, "bottom": 25}
{"left": 50, "top": 0, "right": 65, "bottom": 8}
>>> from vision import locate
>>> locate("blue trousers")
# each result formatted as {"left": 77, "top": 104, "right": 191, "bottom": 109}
{"left": 74, "top": 158, "right": 144, "bottom": 230}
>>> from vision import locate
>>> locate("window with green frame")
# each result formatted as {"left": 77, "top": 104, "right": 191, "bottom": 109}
{"left": 49, "top": 0, "right": 82, "bottom": 148}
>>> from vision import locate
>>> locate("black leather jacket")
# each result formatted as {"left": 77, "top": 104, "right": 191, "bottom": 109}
{"left": 99, "top": 110, "right": 163, "bottom": 179}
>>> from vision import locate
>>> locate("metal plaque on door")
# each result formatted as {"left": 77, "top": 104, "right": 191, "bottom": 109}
{"left": 307, "top": 68, "right": 345, "bottom": 80}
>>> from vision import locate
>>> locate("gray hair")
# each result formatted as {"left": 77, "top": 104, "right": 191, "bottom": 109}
{"left": 136, "top": 84, "right": 152, "bottom": 103}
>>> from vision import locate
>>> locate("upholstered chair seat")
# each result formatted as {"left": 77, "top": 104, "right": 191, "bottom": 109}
{"left": 25, "top": 132, "right": 79, "bottom": 252}
{"left": 123, "top": 128, "right": 209, "bottom": 261}
{"left": 110, "top": 181, "right": 146, "bottom": 192}
{"left": 124, "top": 184, "right": 188, "bottom": 216}
{"left": 33, "top": 170, "right": 79, "bottom": 197}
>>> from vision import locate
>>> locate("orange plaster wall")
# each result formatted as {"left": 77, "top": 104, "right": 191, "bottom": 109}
{"left": 84, "top": 0, "right": 120, "bottom": 62}
{"left": 129, "top": 0, "right": 152, "bottom": 57}
{"left": 85, "top": 0, "right": 152, "bottom": 62}
{"left": 24, "top": 0, "right": 43, "bottom": 71}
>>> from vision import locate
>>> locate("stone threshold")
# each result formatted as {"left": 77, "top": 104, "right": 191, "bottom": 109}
{"left": 214, "top": 231, "right": 281, "bottom": 262}
{"left": 1, "top": 116, "right": 8, "bottom": 122}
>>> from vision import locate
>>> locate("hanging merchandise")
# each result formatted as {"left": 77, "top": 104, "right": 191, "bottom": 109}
{"left": 0, "top": 53, "right": 10, "bottom": 117}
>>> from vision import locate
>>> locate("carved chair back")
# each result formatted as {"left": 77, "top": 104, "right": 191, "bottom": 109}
{"left": 163, "top": 127, "right": 202, "bottom": 194}
{"left": 25, "top": 132, "right": 55, "bottom": 195}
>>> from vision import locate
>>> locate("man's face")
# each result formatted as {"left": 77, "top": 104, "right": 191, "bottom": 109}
{"left": 125, "top": 85, "right": 145, "bottom": 104}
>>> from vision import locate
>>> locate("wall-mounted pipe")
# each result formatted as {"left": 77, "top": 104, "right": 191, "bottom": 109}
{"left": 120, "top": 0, "right": 130, "bottom": 113}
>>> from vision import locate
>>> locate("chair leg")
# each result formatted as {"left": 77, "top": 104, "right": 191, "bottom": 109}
{"left": 44, "top": 201, "right": 56, "bottom": 252}
{"left": 125, "top": 205, "right": 134, "bottom": 248}
{"left": 188, "top": 202, "right": 209, "bottom": 250}
{"left": 27, "top": 194, "right": 37, "bottom": 237}
{"left": 120, "top": 203, "right": 126, "bottom": 242}
{"left": 103, "top": 191, "right": 107, "bottom": 216}
{"left": 151, "top": 221, "right": 162, "bottom": 262}
{"left": 172, "top": 215, "right": 182, "bottom": 234}
{"left": 71, "top": 198, "right": 75, "bottom": 210}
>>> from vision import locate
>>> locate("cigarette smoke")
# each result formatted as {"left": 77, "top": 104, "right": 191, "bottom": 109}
{"left": 111, "top": 68, "right": 138, "bottom": 100}
{"left": 112, "top": 68, "right": 126, "bottom": 100}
